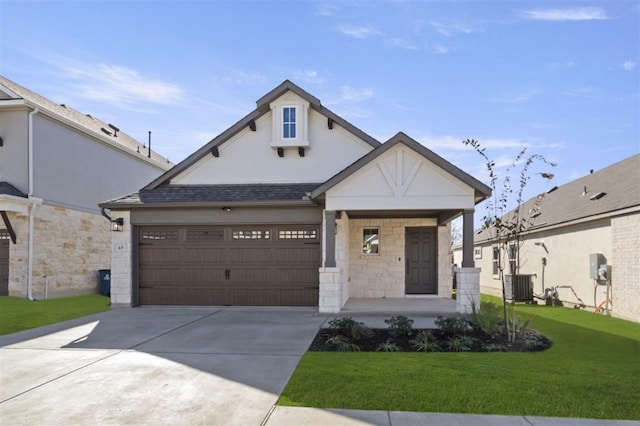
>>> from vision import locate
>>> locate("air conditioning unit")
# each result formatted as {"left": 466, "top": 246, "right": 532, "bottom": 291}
{"left": 505, "top": 274, "right": 534, "bottom": 302}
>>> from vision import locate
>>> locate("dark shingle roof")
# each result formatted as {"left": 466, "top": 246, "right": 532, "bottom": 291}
{"left": 0, "top": 181, "right": 27, "bottom": 198}
{"left": 476, "top": 154, "right": 640, "bottom": 242}
{"left": 101, "top": 183, "right": 321, "bottom": 208}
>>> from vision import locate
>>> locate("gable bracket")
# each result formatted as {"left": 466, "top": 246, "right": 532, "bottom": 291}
{"left": 327, "top": 117, "right": 334, "bottom": 129}
{"left": 0, "top": 210, "right": 17, "bottom": 244}
{"left": 248, "top": 119, "right": 257, "bottom": 131}
{"left": 210, "top": 146, "right": 219, "bottom": 157}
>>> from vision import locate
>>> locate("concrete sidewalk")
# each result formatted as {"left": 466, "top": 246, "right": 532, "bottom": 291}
{"left": 263, "top": 406, "right": 640, "bottom": 426}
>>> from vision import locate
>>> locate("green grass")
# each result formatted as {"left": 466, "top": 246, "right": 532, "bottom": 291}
{"left": 279, "top": 297, "right": 640, "bottom": 420}
{"left": 0, "top": 294, "right": 111, "bottom": 335}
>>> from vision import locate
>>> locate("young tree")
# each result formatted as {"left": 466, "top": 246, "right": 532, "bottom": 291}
{"left": 463, "top": 139, "right": 555, "bottom": 341}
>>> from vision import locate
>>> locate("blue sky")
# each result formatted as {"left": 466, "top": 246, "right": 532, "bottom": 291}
{"left": 1, "top": 0, "right": 638, "bottom": 211}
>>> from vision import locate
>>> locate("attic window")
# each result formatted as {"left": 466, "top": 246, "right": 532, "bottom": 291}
{"left": 283, "top": 107, "right": 296, "bottom": 139}
{"left": 589, "top": 192, "right": 606, "bottom": 201}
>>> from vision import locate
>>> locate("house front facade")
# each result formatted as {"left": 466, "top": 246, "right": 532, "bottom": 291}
{"left": 457, "top": 154, "right": 640, "bottom": 323}
{"left": 101, "top": 81, "right": 490, "bottom": 313}
{"left": 0, "top": 75, "right": 172, "bottom": 299}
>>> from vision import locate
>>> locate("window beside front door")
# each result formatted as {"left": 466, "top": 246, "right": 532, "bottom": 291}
{"left": 362, "top": 228, "right": 379, "bottom": 254}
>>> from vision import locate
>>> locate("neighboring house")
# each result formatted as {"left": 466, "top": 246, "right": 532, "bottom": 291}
{"left": 0, "top": 75, "right": 172, "bottom": 299}
{"left": 455, "top": 154, "right": 639, "bottom": 323}
{"left": 101, "top": 80, "right": 491, "bottom": 313}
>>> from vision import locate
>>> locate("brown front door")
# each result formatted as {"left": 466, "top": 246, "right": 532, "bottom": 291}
{"left": 0, "top": 231, "right": 9, "bottom": 296}
{"left": 138, "top": 225, "right": 321, "bottom": 306}
{"left": 405, "top": 227, "right": 437, "bottom": 294}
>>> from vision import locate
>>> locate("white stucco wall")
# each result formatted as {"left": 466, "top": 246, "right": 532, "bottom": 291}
{"left": 326, "top": 144, "right": 475, "bottom": 211}
{"left": 477, "top": 219, "right": 614, "bottom": 309}
{"left": 172, "top": 107, "right": 374, "bottom": 185}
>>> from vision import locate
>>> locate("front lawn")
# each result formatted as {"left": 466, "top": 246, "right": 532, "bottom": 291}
{"left": 0, "top": 294, "right": 111, "bottom": 335}
{"left": 279, "top": 300, "right": 640, "bottom": 420}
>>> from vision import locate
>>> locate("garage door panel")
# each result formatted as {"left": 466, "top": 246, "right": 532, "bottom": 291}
{"left": 228, "top": 247, "right": 272, "bottom": 263}
{"left": 138, "top": 225, "right": 321, "bottom": 306}
{"left": 182, "top": 247, "right": 227, "bottom": 264}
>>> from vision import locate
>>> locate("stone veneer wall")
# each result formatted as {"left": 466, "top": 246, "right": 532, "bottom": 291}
{"left": 348, "top": 218, "right": 452, "bottom": 298}
{"left": 110, "top": 211, "right": 133, "bottom": 308}
{"left": 611, "top": 212, "right": 640, "bottom": 322}
{"left": 8, "top": 204, "right": 111, "bottom": 298}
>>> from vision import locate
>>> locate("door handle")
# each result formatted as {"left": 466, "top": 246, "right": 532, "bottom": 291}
{"left": 406, "top": 259, "right": 410, "bottom": 273}
{"left": 224, "top": 269, "right": 230, "bottom": 280}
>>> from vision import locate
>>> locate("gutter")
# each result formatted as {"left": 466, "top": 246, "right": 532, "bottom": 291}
{"left": 27, "top": 107, "right": 39, "bottom": 300}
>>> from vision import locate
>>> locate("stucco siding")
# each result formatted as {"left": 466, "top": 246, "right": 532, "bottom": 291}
{"left": 611, "top": 213, "right": 640, "bottom": 322}
{"left": 32, "top": 115, "right": 166, "bottom": 212}
{"left": 347, "top": 218, "right": 454, "bottom": 298}
{"left": 325, "top": 144, "right": 475, "bottom": 211}
{"left": 171, "top": 109, "right": 374, "bottom": 185}
{"left": 0, "top": 109, "right": 29, "bottom": 192}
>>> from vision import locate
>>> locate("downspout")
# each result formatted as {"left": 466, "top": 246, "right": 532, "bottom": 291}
{"left": 27, "top": 107, "right": 39, "bottom": 300}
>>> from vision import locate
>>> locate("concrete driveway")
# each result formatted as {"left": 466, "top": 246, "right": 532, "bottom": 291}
{"left": 0, "top": 306, "right": 326, "bottom": 425}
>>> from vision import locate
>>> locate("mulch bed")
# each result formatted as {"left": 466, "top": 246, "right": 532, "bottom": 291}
{"left": 309, "top": 327, "right": 552, "bottom": 352}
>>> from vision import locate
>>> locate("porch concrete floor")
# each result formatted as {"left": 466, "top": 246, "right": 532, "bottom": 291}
{"left": 340, "top": 297, "right": 456, "bottom": 316}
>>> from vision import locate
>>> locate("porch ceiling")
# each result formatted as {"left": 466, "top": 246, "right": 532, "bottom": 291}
{"left": 342, "top": 209, "right": 462, "bottom": 224}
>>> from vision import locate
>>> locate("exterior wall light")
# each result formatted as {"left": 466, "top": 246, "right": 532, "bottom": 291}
{"left": 111, "top": 218, "right": 124, "bottom": 232}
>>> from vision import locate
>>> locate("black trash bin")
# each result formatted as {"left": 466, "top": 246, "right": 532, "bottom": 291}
{"left": 98, "top": 269, "right": 111, "bottom": 297}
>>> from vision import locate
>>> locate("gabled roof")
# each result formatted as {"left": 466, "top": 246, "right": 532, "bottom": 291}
{"left": 475, "top": 153, "right": 640, "bottom": 243}
{"left": 311, "top": 132, "right": 492, "bottom": 203}
{"left": 100, "top": 183, "right": 320, "bottom": 208}
{"left": 0, "top": 75, "right": 171, "bottom": 169}
{"left": 0, "top": 181, "right": 27, "bottom": 198}
{"left": 143, "top": 80, "right": 381, "bottom": 190}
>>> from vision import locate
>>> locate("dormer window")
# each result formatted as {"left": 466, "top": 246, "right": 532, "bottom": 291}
{"left": 283, "top": 107, "right": 297, "bottom": 139}
{"left": 270, "top": 92, "right": 309, "bottom": 148}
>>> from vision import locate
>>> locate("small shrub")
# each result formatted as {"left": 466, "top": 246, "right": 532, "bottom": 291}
{"left": 384, "top": 315, "right": 414, "bottom": 337}
{"left": 326, "top": 334, "right": 360, "bottom": 352}
{"left": 446, "top": 335, "right": 476, "bottom": 352}
{"left": 328, "top": 317, "right": 373, "bottom": 340}
{"left": 483, "top": 343, "right": 505, "bottom": 352}
{"left": 471, "top": 302, "right": 503, "bottom": 336}
{"left": 377, "top": 338, "right": 400, "bottom": 352}
{"left": 435, "top": 316, "right": 469, "bottom": 335}
{"left": 410, "top": 330, "right": 441, "bottom": 352}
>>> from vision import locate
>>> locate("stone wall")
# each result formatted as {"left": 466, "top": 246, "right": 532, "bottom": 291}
{"left": 8, "top": 204, "right": 111, "bottom": 298}
{"left": 110, "top": 211, "right": 133, "bottom": 308}
{"left": 348, "top": 218, "right": 452, "bottom": 298}
{"left": 611, "top": 212, "right": 640, "bottom": 322}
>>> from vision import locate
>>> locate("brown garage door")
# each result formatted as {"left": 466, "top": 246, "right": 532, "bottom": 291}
{"left": 138, "top": 225, "right": 321, "bottom": 306}
{"left": 0, "top": 230, "right": 9, "bottom": 297}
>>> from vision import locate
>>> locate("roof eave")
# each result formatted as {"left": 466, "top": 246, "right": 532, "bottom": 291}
{"left": 100, "top": 199, "right": 318, "bottom": 210}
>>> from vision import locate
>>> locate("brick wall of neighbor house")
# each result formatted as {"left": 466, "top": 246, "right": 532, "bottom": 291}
{"left": 611, "top": 213, "right": 640, "bottom": 322}
{"left": 348, "top": 218, "right": 451, "bottom": 298}
{"left": 7, "top": 205, "right": 111, "bottom": 298}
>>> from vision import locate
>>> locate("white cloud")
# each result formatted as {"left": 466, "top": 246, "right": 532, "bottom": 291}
{"left": 430, "top": 43, "right": 450, "bottom": 54}
{"left": 520, "top": 7, "right": 608, "bottom": 21}
{"left": 339, "top": 85, "right": 373, "bottom": 102}
{"left": 622, "top": 61, "right": 636, "bottom": 71}
{"left": 337, "top": 26, "right": 383, "bottom": 39}
{"left": 561, "top": 86, "right": 596, "bottom": 97}
{"left": 430, "top": 19, "right": 479, "bottom": 36}
{"left": 292, "top": 70, "right": 325, "bottom": 84}
{"left": 388, "top": 37, "right": 418, "bottom": 50}
{"left": 59, "top": 62, "right": 184, "bottom": 107}
{"left": 316, "top": 3, "right": 339, "bottom": 16}
{"left": 489, "top": 89, "right": 540, "bottom": 104}
{"left": 418, "top": 135, "right": 529, "bottom": 152}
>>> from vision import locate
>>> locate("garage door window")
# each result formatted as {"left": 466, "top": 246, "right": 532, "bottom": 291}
{"left": 279, "top": 229, "right": 317, "bottom": 239}
{"left": 187, "top": 230, "right": 224, "bottom": 240}
{"left": 232, "top": 230, "right": 270, "bottom": 240}
{"left": 142, "top": 230, "right": 179, "bottom": 240}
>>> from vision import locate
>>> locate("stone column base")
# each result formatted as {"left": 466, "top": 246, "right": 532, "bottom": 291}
{"left": 319, "top": 267, "right": 343, "bottom": 313}
{"left": 455, "top": 267, "right": 481, "bottom": 314}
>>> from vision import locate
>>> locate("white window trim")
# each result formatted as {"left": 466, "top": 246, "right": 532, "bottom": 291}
{"left": 282, "top": 106, "right": 297, "bottom": 140}
{"left": 270, "top": 96, "right": 310, "bottom": 148}
{"left": 362, "top": 227, "right": 380, "bottom": 255}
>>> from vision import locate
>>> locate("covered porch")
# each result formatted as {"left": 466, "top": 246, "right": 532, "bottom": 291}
{"left": 310, "top": 133, "right": 490, "bottom": 315}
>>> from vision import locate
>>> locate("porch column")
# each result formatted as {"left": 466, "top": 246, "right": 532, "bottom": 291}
{"left": 462, "top": 209, "right": 475, "bottom": 267}
{"left": 324, "top": 210, "right": 336, "bottom": 267}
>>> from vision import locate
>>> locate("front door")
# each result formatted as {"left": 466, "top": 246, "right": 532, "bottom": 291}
{"left": 405, "top": 227, "right": 437, "bottom": 294}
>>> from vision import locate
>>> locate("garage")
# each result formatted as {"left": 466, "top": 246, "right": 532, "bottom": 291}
{"left": 137, "top": 225, "right": 321, "bottom": 306}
